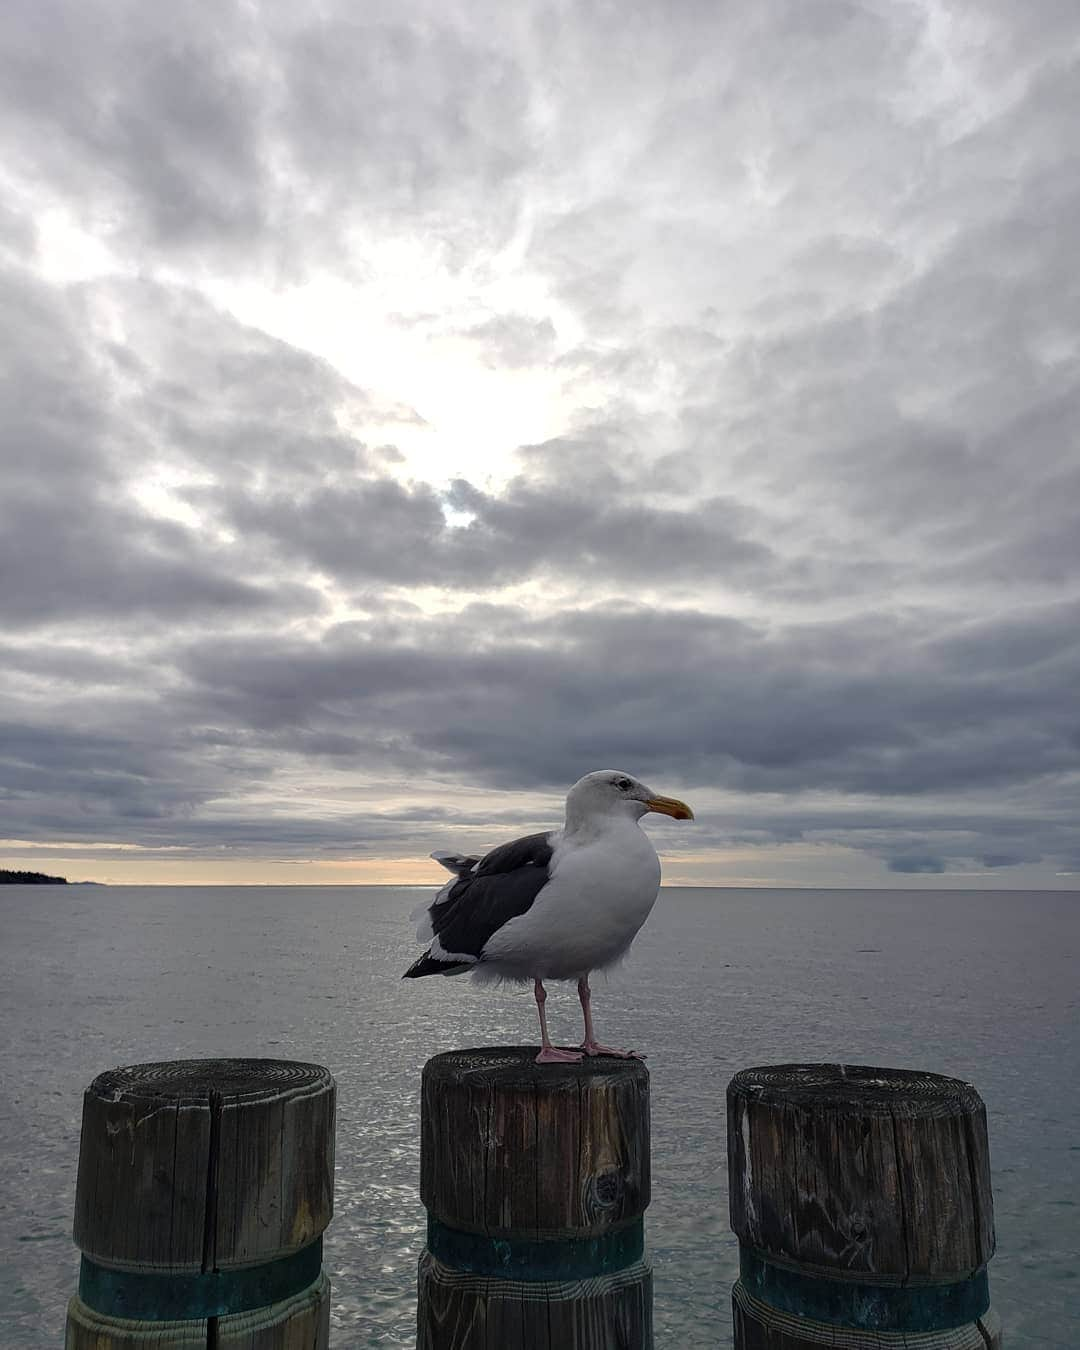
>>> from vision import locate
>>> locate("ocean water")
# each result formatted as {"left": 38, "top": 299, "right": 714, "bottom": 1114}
{"left": 0, "top": 884, "right": 1076, "bottom": 1348}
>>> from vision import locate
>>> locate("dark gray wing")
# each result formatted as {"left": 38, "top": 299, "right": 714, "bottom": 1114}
{"left": 403, "top": 831, "right": 554, "bottom": 976}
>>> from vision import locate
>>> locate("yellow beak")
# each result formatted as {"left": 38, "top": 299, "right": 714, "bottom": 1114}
{"left": 645, "top": 795, "right": 694, "bottom": 821}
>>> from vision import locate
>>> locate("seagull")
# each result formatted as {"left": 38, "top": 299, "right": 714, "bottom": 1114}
{"left": 403, "top": 769, "right": 694, "bottom": 1063}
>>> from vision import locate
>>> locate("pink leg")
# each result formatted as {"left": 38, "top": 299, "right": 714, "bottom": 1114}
{"left": 578, "top": 976, "right": 645, "bottom": 1059}
{"left": 534, "top": 979, "right": 583, "bottom": 1064}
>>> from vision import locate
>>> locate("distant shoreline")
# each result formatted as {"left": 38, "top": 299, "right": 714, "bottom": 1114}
{"left": 0, "top": 869, "right": 68, "bottom": 885}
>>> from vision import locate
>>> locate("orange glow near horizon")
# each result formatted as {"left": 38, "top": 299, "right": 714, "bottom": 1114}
{"left": 2, "top": 842, "right": 865, "bottom": 887}
{"left": 1, "top": 850, "right": 758, "bottom": 887}
{"left": 6, "top": 844, "right": 1071, "bottom": 889}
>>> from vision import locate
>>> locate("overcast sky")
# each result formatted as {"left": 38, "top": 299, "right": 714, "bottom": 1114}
{"left": 1, "top": 0, "right": 1078, "bottom": 886}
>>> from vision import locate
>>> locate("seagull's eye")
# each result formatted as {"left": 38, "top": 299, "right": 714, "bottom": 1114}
{"left": 614, "top": 776, "right": 633, "bottom": 792}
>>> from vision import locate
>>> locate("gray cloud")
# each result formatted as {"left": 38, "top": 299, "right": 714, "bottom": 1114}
{"left": 1, "top": 1, "right": 270, "bottom": 255}
{"left": 169, "top": 600, "right": 1080, "bottom": 803}
{"left": 459, "top": 314, "right": 558, "bottom": 368}
{"left": 206, "top": 460, "right": 776, "bottom": 590}
{"left": 11, "top": 595, "right": 1070, "bottom": 873}
{"left": 0, "top": 271, "right": 327, "bottom": 628}
{"left": 0, "top": 1, "right": 532, "bottom": 272}
{"left": 888, "top": 856, "right": 947, "bottom": 875}
{"left": 0, "top": 499, "right": 275, "bottom": 625}
{"left": 1, "top": 0, "right": 1078, "bottom": 884}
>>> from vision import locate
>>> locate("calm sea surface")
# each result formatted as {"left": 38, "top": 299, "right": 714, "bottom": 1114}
{"left": 0, "top": 884, "right": 1077, "bottom": 1347}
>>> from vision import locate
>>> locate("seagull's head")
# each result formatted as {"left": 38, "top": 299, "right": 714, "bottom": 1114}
{"left": 565, "top": 770, "right": 694, "bottom": 826}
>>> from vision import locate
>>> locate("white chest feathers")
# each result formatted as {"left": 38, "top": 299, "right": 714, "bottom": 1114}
{"left": 478, "top": 820, "right": 662, "bottom": 981}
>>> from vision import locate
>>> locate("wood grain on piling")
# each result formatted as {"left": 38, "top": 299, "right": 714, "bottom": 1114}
{"left": 727, "top": 1063, "right": 994, "bottom": 1281}
{"left": 67, "top": 1059, "right": 334, "bottom": 1350}
{"left": 417, "top": 1047, "right": 653, "bottom": 1349}
{"left": 727, "top": 1063, "right": 1000, "bottom": 1350}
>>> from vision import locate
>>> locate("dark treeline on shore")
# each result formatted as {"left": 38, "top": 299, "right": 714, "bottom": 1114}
{"left": 0, "top": 869, "right": 68, "bottom": 884}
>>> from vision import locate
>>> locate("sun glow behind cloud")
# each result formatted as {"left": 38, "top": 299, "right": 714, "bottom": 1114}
{"left": 30, "top": 179, "right": 590, "bottom": 498}
{"left": 207, "top": 254, "right": 584, "bottom": 491}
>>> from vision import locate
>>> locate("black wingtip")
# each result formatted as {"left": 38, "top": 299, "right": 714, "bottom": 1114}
{"left": 402, "top": 951, "right": 470, "bottom": 979}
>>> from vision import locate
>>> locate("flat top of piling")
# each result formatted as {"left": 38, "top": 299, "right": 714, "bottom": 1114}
{"left": 87, "top": 1057, "right": 333, "bottom": 1106}
{"left": 728, "top": 1062, "right": 983, "bottom": 1116}
{"left": 423, "top": 1046, "right": 649, "bottom": 1088}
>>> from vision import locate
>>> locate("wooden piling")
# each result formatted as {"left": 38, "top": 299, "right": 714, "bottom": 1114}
{"left": 417, "top": 1047, "right": 652, "bottom": 1349}
{"left": 727, "top": 1063, "right": 1001, "bottom": 1349}
{"left": 66, "top": 1058, "right": 335, "bottom": 1349}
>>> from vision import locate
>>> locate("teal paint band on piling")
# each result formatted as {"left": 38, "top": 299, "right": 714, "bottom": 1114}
{"left": 78, "top": 1237, "right": 322, "bottom": 1322}
{"left": 427, "top": 1216, "right": 644, "bottom": 1281}
{"left": 739, "top": 1246, "right": 990, "bottom": 1333}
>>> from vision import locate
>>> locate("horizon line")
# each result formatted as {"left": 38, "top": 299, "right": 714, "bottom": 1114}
{"left": 14, "top": 882, "right": 1079, "bottom": 893}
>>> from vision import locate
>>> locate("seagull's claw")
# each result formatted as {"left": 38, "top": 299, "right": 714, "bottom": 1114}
{"left": 535, "top": 1046, "right": 585, "bottom": 1064}
{"left": 580, "top": 1042, "right": 647, "bottom": 1060}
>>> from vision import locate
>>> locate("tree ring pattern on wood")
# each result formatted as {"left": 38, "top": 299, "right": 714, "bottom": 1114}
{"left": 728, "top": 1064, "right": 984, "bottom": 1119}
{"left": 88, "top": 1058, "right": 332, "bottom": 1107}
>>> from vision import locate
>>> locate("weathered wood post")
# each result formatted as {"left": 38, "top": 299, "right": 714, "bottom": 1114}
{"left": 727, "top": 1063, "right": 1001, "bottom": 1349}
{"left": 417, "top": 1047, "right": 652, "bottom": 1349}
{"left": 66, "top": 1058, "right": 335, "bottom": 1349}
